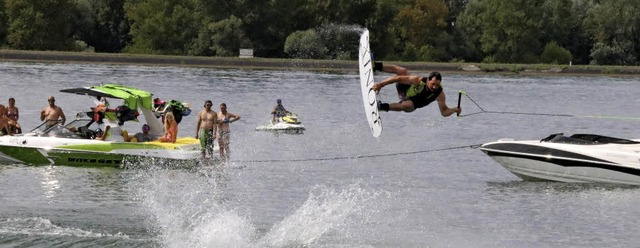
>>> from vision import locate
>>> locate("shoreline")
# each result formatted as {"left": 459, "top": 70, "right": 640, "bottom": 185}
{"left": 2, "top": 49, "right": 640, "bottom": 76}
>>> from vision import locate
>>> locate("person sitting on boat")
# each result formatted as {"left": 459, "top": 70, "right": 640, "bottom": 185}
{"left": 157, "top": 112, "right": 178, "bottom": 143}
{"left": 95, "top": 126, "right": 110, "bottom": 141}
{"left": 7, "top": 98, "right": 21, "bottom": 134}
{"left": 41, "top": 96, "right": 66, "bottom": 128}
{"left": 271, "top": 99, "right": 289, "bottom": 123}
{"left": 122, "top": 124, "right": 156, "bottom": 142}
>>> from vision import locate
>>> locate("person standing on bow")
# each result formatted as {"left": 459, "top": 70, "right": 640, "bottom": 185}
{"left": 40, "top": 96, "right": 66, "bottom": 128}
{"left": 372, "top": 62, "right": 461, "bottom": 116}
{"left": 195, "top": 100, "right": 218, "bottom": 159}
{"left": 217, "top": 103, "right": 240, "bottom": 161}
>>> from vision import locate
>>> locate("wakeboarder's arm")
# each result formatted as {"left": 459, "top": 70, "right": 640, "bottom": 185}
{"left": 372, "top": 76, "right": 420, "bottom": 91}
{"left": 436, "top": 92, "right": 461, "bottom": 117}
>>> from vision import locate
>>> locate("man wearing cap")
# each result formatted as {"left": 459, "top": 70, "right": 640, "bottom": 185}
{"left": 271, "top": 99, "right": 289, "bottom": 123}
{"left": 122, "top": 124, "right": 156, "bottom": 142}
{"left": 40, "top": 96, "right": 66, "bottom": 128}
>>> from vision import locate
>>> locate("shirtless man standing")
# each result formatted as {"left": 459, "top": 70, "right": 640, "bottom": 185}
{"left": 41, "top": 96, "right": 66, "bottom": 128}
{"left": 195, "top": 100, "right": 218, "bottom": 159}
{"left": 216, "top": 103, "right": 240, "bottom": 161}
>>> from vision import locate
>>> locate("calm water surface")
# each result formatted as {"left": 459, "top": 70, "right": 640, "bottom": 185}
{"left": 1, "top": 61, "right": 640, "bottom": 247}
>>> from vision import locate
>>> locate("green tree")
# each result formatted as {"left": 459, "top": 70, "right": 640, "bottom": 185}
{"left": 366, "top": 0, "right": 401, "bottom": 60}
{"left": 208, "top": 16, "right": 249, "bottom": 56}
{"left": 541, "top": 41, "right": 572, "bottom": 64}
{"left": 458, "top": 0, "right": 545, "bottom": 63}
{"left": 456, "top": 0, "right": 487, "bottom": 62}
{"left": 482, "top": 0, "right": 544, "bottom": 63}
{"left": 284, "top": 29, "right": 328, "bottom": 59}
{"left": 393, "top": 0, "right": 448, "bottom": 61}
{"left": 304, "top": 0, "right": 375, "bottom": 26}
{"left": 585, "top": 0, "right": 640, "bottom": 65}
{"left": 441, "top": 0, "right": 476, "bottom": 62}
{"left": 316, "top": 23, "right": 361, "bottom": 60}
{"left": 6, "top": 0, "right": 76, "bottom": 50}
{"left": 554, "top": 0, "right": 594, "bottom": 64}
{"left": 82, "top": 0, "right": 131, "bottom": 53}
{"left": 124, "top": 0, "right": 200, "bottom": 55}
{"left": 238, "top": 0, "right": 311, "bottom": 57}
{"left": 0, "top": 0, "right": 7, "bottom": 46}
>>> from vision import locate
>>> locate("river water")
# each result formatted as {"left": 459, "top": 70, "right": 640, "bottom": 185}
{"left": 1, "top": 61, "right": 640, "bottom": 247}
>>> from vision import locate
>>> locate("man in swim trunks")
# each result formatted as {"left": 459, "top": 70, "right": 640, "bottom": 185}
{"left": 195, "top": 100, "right": 218, "bottom": 159}
{"left": 217, "top": 103, "right": 240, "bottom": 162}
{"left": 40, "top": 96, "right": 66, "bottom": 128}
{"left": 371, "top": 62, "right": 461, "bottom": 117}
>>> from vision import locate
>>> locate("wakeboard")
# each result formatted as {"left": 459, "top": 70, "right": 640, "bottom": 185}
{"left": 358, "top": 29, "right": 383, "bottom": 137}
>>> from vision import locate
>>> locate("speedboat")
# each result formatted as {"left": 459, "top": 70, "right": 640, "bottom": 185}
{"left": 255, "top": 112, "right": 305, "bottom": 133}
{"left": 0, "top": 84, "right": 210, "bottom": 167}
{"left": 480, "top": 133, "right": 640, "bottom": 185}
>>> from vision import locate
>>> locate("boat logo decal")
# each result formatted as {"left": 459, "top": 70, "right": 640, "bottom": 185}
{"left": 66, "top": 157, "right": 122, "bottom": 165}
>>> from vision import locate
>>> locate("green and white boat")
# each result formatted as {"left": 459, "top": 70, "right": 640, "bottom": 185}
{"left": 0, "top": 84, "right": 207, "bottom": 167}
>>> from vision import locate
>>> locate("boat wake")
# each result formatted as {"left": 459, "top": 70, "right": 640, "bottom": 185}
{"left": 257, "top": 183, "right": 382, "bottom": 247}
{"left": 129, "top": 166, "right": 385, "bottom": 247}
{"left": 0, "top": 217, "right": 131, "bottom": 246}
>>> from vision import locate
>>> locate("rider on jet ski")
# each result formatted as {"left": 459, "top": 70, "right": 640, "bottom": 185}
{"left": 271, "top": 99, "right": 289, "bottom": 123}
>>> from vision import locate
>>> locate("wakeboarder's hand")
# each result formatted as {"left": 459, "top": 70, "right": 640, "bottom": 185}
{"left": 372, "top": 83, "right": 383, "bottom": 91}
{"left": 454, "top": 107, "right": 462, "bottom": 115}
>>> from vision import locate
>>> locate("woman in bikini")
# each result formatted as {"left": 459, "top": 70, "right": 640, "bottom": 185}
{"left": 7, "top": 98, "right": 22, "bottom": 134}
{"left": 217, "top": 103, "right": 240, "bottom": 161}
{"left": 158, "top": 112, "right": 178, "bottom": 143}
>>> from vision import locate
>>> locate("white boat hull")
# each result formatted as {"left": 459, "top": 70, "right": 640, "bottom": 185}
{"left": 488, "top": 155, "right": 640, "bottom": 184}
{"left": 481, "top": 133, "right": 640, "bottom": 185}
{"left": 0, "top": 135, "right": 207, "bottom": 167}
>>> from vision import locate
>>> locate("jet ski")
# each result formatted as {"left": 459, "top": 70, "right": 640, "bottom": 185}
{"left": 255, "top": 112, "right": 305, "bottom": 133}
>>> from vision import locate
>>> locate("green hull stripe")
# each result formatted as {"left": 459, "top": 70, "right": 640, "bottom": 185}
{"left": 0, "top": 146, "right": 51, "bottom": 165}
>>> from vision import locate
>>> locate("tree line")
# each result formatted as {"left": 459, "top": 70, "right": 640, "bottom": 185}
{"left": 0, "top": 0, "right": 638, "bottom": 65}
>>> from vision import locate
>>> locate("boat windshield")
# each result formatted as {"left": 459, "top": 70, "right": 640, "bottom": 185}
{"left": 29, "top": 120, "right": 63, "bottom": 135}
{"left": 40, "top": 119, "right": 96, "bottom": 139}
{"left": 542, "top": 133, "right": 640, "bottom": 145}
